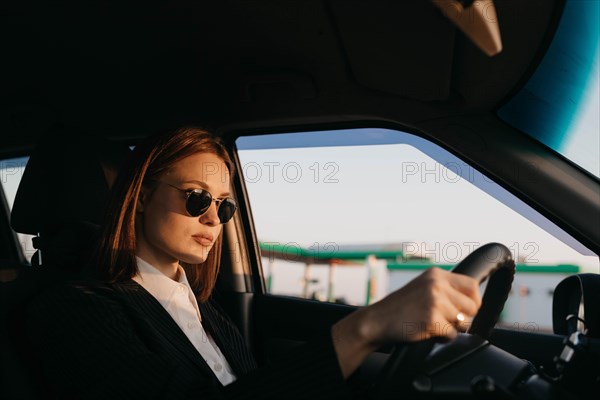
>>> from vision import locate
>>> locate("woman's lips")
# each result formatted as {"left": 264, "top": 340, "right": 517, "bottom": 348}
{"left": 192, "top": 236, "right": 213, "bottom": 246}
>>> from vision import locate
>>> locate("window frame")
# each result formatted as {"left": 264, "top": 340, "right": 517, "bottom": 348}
{"left": 226, "top": 120, "right": 600, "bottom": 303}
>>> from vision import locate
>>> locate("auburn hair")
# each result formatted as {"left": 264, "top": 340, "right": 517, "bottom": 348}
{"left": 93, "top": 127, "right": 235, "bottom": 302}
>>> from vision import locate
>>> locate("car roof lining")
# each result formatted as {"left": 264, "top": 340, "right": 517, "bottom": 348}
{"left": 3, "top": 0, "right": 564, "bottom": 147}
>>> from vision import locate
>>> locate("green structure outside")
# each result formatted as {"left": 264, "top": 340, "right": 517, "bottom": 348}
{"left": 259, "top": 242, "right": 581, "bottom": 305}
{"left": 259, "top": 242, "right": 579, "bottom": 273}
{"left": 259, "top": 241, "right": 405, "bottom": 263}
{"left": 387, "top": 262, "right": 580, "bottom": 274}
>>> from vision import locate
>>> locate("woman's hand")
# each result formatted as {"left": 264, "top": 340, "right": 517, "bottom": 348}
{"left": 331, "top": 267, "right": 482, "bottom": 379}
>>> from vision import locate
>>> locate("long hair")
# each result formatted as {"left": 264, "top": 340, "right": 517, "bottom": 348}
{"left": 93, "top": 127, "right": 235, "bottom": 302}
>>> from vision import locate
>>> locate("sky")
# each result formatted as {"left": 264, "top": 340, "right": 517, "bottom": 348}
{"left": 238, "top": 137, "right": 599, "bottom": 271}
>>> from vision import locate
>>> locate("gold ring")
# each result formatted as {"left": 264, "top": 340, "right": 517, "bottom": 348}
{"left": 456, "top": 312, "right": 465, "bottom": 323}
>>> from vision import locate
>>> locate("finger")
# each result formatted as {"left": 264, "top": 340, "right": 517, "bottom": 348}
{"left": 445, "top": 323, "right": 459, "bottom": 339}
{"left": 448, "top": 274, "right": 482, "bottom": 308}
{"left": 435, "top": 309, "right": 461, "bottom": 339}
{"left": 416, "top": 310, "right": 457, "bottom": 341}
{"left": 436, "top": 296, "right": 472, "bottom": 334}
{"left": 454, "top": 312, "right": 473, "bottom": 333}
{"left": 444, "top": 284, "right": 480, "bottom": 318}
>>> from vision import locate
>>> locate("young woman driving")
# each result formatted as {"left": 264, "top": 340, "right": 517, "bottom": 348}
{"left": 27, "top": 127, "right": 482, "bottom": 399}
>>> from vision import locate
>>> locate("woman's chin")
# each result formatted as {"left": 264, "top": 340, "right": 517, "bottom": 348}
{"left": 179, "top": 252, "right": 210, "bottom": 265}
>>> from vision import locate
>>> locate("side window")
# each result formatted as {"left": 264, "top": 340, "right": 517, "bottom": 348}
{"left": 236, "top": 128, "right": 599, "bottom": 332}
{"left": 0, "top": 157, "right": 35, "bottom": 263}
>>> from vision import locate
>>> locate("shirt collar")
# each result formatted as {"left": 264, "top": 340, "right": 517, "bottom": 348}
{"left": 133, "top": 256, "right": 195, "bottom": 311}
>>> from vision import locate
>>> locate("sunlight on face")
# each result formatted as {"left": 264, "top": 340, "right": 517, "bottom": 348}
{"left": 135, "top": 152, "right": 231, "bottom": 270}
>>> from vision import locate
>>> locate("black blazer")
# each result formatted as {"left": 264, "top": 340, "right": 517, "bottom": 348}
{"left": 25, "top": 280, "right": 352, "bottom": 400}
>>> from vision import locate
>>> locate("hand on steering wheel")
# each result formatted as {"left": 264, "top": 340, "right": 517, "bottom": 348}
{"left": 375, "top": 242, "right": 515, "bottom": 399}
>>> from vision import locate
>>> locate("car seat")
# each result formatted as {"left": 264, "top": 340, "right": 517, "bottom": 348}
{"left": 1, "top": 124, "right": 131, "bottom": 399}
{"left": 11, "top": 125, "right": 131, "bottom": 270}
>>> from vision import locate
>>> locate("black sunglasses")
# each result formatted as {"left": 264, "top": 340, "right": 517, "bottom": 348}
{"left": 154, "top": 181, "right": 237, "bottom": 224}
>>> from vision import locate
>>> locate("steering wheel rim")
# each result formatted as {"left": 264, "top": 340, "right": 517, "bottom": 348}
{"left": 451, "top": 242, "right": 516, "bottom": 338}
{"left": 375, "top": 242, "right": 516, "bottom": 399}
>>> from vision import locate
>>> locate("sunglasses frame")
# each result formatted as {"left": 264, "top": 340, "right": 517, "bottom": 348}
{"left": 151, "top": 180, "right": 237, "bottom": 224}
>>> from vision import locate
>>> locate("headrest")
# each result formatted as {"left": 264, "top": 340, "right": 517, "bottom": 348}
{"left": 10, "top": 125, "right": 131, "bottom": 237}
{"left": 553, "top": 273, "right": 600, "bottom": 338}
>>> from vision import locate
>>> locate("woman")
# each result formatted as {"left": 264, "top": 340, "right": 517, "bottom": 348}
{"left": 27, "top": 127, "right": 482, "bottom": 399}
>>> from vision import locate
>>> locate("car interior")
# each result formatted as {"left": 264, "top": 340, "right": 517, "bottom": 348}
{"left": 2, "top": 0, "right": 600, "bottom": 399}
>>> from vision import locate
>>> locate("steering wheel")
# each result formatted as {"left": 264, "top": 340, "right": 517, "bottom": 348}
{"left": 375, "top": 242, "right": 516, "bottom": 398}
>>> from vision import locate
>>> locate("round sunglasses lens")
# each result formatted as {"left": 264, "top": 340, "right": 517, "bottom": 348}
{"left": 217, "top": 198, "right": 237, "bottom": 223}
{"left": 186, "top": 190, "right": 212, "bottom": 216}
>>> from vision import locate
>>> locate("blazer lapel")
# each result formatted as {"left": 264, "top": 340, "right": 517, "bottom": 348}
{"left": 199, "top": 300, "right": 258, "bottom": 377}
{"left": 110, "top": 280, "right": 219, "bottom": 381}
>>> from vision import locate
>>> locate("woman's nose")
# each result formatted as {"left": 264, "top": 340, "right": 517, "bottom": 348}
{"left": 200, "top": 201, "right": 220, "bottom": 226}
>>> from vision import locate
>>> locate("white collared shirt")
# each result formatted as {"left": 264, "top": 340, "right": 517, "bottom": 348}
{"left": 133, "top": 256, "right": 237, "bottom": 385}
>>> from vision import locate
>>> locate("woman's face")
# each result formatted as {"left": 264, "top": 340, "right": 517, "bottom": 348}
{"left": 135, "top": 152, "right": 231, "bottom": 268}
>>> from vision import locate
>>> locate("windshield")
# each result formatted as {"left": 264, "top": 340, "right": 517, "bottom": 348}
{"left": 498, "top": 0, "right": 600, "bottom": 178}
